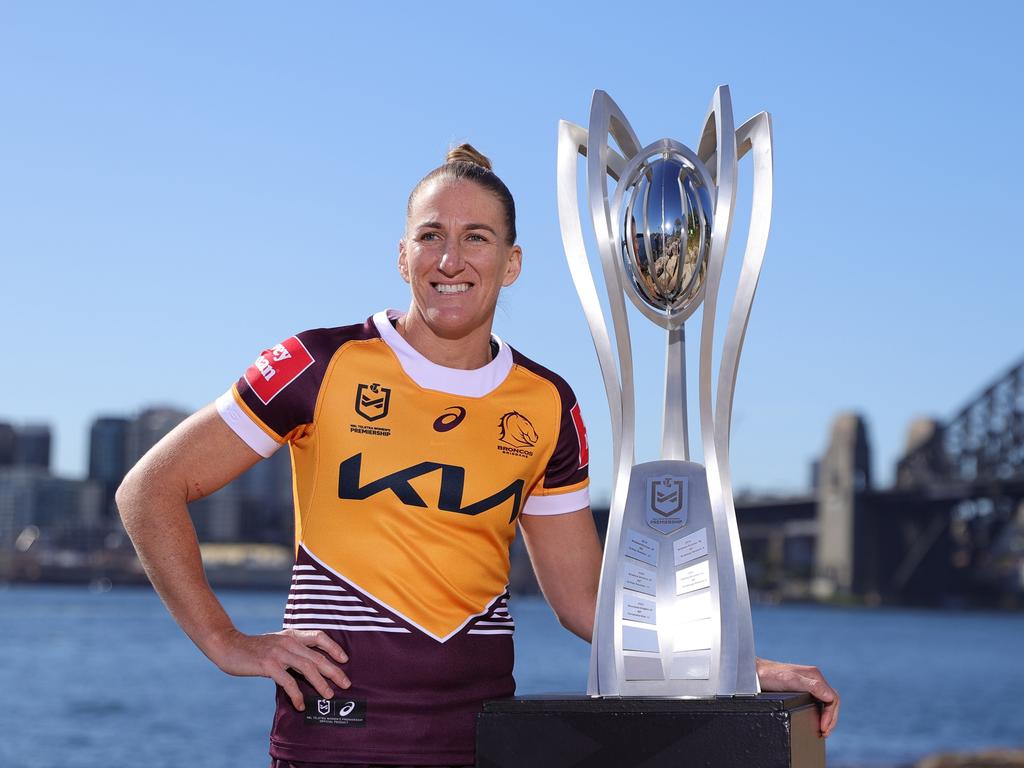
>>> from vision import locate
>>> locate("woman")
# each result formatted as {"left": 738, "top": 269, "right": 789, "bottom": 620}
{"left": 117, "top": 145, "right": 838, "bottom": 767}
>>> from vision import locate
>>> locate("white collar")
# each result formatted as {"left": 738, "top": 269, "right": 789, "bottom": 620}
{"left": 372, "top": 309, "right": 513, "bottom": 397}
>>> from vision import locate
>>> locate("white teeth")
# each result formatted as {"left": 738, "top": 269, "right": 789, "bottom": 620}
{"left": 435, "top": 283, "right": 471, "bottom": 294}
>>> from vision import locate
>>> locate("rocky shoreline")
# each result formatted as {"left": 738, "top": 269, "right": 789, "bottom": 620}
{"left": 914, "top": 750, "right": 1024, "bottom": 768}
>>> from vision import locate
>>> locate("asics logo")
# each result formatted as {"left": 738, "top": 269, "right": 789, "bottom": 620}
{"left": 433, "top": 406, "right": 466, "bottom": 432}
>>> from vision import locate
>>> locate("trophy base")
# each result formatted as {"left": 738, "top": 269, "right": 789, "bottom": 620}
{"left": 476, "top": 693, "right": 824, "bottom": 767}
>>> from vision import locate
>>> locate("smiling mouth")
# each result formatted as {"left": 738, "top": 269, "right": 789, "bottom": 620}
{"left": 433, "top": 282, "right": 472, "bottom": 294}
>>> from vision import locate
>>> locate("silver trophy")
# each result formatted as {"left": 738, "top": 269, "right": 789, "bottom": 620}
{"left": 557, "top": 87, "right": 773, "bottom": 697}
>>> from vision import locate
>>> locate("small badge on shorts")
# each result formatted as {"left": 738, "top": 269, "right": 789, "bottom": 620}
{"left": 304, "top": 697, "right": 367, "bottom": 728}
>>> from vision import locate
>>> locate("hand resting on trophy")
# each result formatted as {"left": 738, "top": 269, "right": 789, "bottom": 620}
{"left": 756, "top": 657, "right": 840, "bottom": 737}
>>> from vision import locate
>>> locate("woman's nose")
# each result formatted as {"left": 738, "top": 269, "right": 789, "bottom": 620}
{"left": 439, "top": 243, "right": 464, "bottom": 275}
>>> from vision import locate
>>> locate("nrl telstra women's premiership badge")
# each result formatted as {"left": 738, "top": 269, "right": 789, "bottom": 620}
{"left": 647, "top": 476, "right": 688, "bottom": 534}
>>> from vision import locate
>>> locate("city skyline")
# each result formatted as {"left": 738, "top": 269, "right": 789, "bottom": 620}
{"left": 3, "top": 3, "right": 1023, "bottom": 502}
{"left": 0, "top": 383, "right": 977, "bottom": 498}
{"left": 0, "top": 405, "right": 295, "bottom": 568}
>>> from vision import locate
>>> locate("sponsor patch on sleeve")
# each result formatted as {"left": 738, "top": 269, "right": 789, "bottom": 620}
{"left": 570, "top": 402, "right": 589, "bottom": 469}
{"left": 243, "top": 336, "right": 314, "bottom": 405}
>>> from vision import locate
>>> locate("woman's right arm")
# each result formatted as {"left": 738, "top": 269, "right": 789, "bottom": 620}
{"left": 115, "top": 403, "right": 350, "bottom": 711}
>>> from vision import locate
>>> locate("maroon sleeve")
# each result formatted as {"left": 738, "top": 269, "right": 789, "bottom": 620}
{"left": 235, "top": 319, "right": 378, "bottom": 440}
{"left": 510, "top": 348, "right": 589, "bottom": 492}
{"left": 543, "top": 391, "right": 589, "bottom": 491}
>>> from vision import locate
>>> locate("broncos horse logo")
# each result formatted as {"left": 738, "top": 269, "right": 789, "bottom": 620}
{"left": 498, "top": 411, "right": 538, "bottom": 448}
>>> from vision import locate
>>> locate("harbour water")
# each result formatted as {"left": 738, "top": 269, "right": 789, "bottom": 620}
{"left": 1, "top": 585, "right": 1022, "bottom": 767}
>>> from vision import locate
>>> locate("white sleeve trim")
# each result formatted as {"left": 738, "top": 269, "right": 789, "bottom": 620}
{"left": 215, "top": 390, "right": 282, "bottom": 458}
{"left": 522, "top": 487, "right": 590, "bottom": 516}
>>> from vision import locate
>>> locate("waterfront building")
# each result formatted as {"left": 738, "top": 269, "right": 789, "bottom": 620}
{"left": 0, "top": 423, "right": 15, "bottom": 466}
{"left": 236, "top": 448, "right": 293, "bottom": 544}
{"left": 126, "top": 407, "right": 188, "bottom": 467}
{"left": 88, "top": 416, "right": 130, "bottom": 519}
{"left": 189, "top": 450, "right": 293, "bottom": 544}
{"left": 0, "top": 467, "right": 103, "bottom": 550}
{"left": 14, "top": 425, "right": 52, "bottom": 471}
{"left": 190, "top": 482, "right": 244, "bottom": 543}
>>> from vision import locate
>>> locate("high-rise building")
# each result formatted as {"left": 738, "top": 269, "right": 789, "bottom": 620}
{"left": 89, "top": 417, "right": 129, "bottom": 484}
{"left": 126, "top": 407, "right": 188, "bottom": 468}
{"left": 14, "top": 425, "right": 51, "bottom": 471}
{"left": 0, "top": 423, "right": 15, "bottom": 466}
{"left": 237, "top": 449, "right": 294, "bottom": 543}
{"left": 190, "top": 482, "right": 244, "bottom": 543}
{"left": 0, "top": 467, "right": 103, "bottom": 550}
{"left": 0, "top": 467, "right": 40, "bottom": 549}
{"left": 89, "top": 417, "right": 130, "bottom": 518}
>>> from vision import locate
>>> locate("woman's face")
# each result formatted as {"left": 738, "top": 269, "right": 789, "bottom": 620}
{"left": 399, "top": 179, "right": 521, "bottom": 341}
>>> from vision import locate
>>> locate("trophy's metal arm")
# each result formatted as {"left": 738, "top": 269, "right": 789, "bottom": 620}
{"left": 583, "top": 92, "right": 646, "bottom": 693}
{"left": 557, "top": 114, "right": 634, "bottom": 694}
{"left": 712, "top": 110, "right": 774, "bottom": 694}
{"left": 715, "top": 111, "right": 773, "bottom": 457}
{"left": 694, "top": 86, "right": 745, "bottom": 693}
{"left": 585, "top": 92, "right": 643, "bottom": 500}
{"left": 557, "top": 119, "right": 625, "bottom": 464}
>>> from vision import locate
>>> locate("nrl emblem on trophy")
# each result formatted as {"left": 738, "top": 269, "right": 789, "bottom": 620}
{"left": 557, "top": 86, "right": 773, "bottom": 697}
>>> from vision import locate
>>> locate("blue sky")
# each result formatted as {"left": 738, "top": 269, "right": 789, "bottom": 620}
{"left": 2, "top": 1, "right": 1022, "bottom": 502}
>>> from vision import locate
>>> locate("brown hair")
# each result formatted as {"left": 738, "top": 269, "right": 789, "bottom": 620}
{"left": 406, "top": 143, "right": 517, "bottom": 245}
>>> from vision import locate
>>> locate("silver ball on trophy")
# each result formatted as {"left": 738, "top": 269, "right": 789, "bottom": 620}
{"left": 619, "top": 153, "right": 712, "bottom": 317}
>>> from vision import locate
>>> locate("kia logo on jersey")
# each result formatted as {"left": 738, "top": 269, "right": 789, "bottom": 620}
{"left": 433, "top": 406, "right": 466, "bottom": 432}
{"left": 338, "top": 453, "right": 526, "bottom": 523}
{"left": 355, "top": 383, "right": 391, "bottom": 421}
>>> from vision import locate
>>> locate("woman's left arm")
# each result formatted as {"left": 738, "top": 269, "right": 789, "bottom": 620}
{"left": 519, "top": 507, "right": 602, "bottom": 642}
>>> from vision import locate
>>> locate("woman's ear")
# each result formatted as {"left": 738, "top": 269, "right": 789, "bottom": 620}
{"left": 502, "top": 245, "right": 523, "bottom": 287}
{"left": 398, "top": 239, "right": 410, "bottom": 283}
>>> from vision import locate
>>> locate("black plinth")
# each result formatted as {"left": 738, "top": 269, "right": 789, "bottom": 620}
{"left": 476, "top": 693, "right": 824, "bottom": 767}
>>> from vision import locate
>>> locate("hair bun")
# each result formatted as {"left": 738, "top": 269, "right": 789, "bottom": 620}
{"left": 446, "top": 143, "right": 493, "bottom": 171}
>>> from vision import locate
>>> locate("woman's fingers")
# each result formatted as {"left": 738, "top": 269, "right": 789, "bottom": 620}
{"left": 267, "top": 666, "right": 306, "bottom": 711}
{"left": 284, "top": 652, "right": 336, "bottom": 701}
{"left": 304, "top": 629, "right": 349, "bottom": 664}
{"left": 281, "top": 630, "right": 352, "bottom": 692}
{"left": 215, "top": 629, "right": 351, "bottom": 711}
{"left": 289, "top": 642, "right": 352, "bottom": 692}
{"left": 821, "top": 694, "right": 841, "bottom": 737}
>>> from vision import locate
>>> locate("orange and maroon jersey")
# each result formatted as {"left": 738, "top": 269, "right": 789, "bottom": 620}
{"left": 215, "top": 310, "right": 590, "bottom": 765}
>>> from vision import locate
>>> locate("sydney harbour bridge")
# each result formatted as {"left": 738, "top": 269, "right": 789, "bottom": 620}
{"left": 733, "top": 355, "right": 1024, "bottom": 607}
{"left": 510, "top": 356, "right": 1024, "bottom": 606}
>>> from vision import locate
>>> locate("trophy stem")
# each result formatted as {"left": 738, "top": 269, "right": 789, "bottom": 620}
{"left": 662, "top": 325, "right": 689, "bottom": 461}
